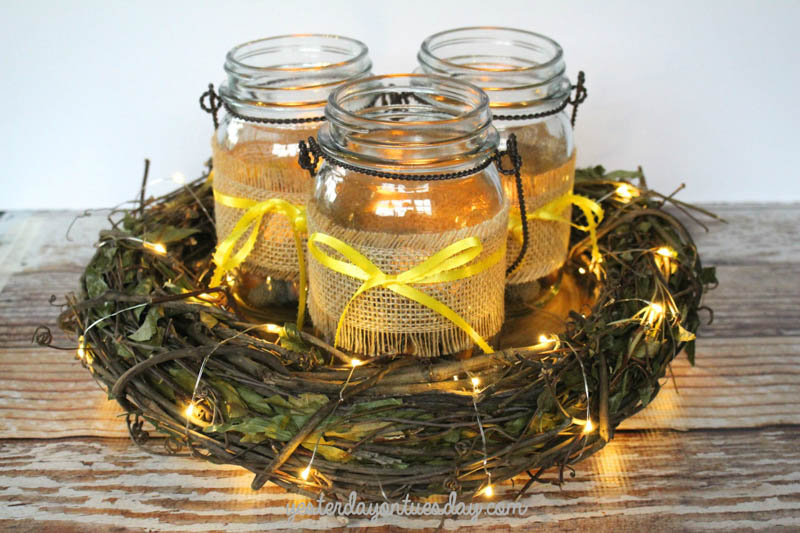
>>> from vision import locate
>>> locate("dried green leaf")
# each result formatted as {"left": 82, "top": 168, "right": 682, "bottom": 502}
{"left": 129, "top": 307, "right": 160, "bottom": 342}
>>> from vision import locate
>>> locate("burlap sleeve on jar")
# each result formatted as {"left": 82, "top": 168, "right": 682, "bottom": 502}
{"left": 212, "top": 138, "right": 312, "bottom": 282}
{"left": 306, "top": 203, "right": 509, "bottom": 358}
{"left": 506, "top": 151, "right": 576, "bottom": 284}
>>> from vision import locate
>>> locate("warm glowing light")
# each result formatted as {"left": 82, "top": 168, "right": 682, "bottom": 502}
{"left": 144, "top": 242, "right": 167, "bottom": 255}
{"left": 77, "top": 336, "right": 86, "bottom": 360}
{"left": 263, "top": 323, "right": 283, "bottom": 335}
{"left": 650, "top": 302, "right": 664, "bottom": 314}
{"left": 171, "top": 171, "right": 187, "bottom": 185}
{"left": 185, "top": 403, "right": 196, "bottom": 418}
{"left": 656, "top": 247, "right": 676, "bottom": 258}
{"left": 615, "top": 184, "right": 639, "bottom": 203}
{"left": 578, "top": 267, "right": 587, "bottom": 275}
{"left": 453, "top": 375, "right": 459, "bottom": 381}
{"left": 583, "top": 419, "right": 595, "bottom": 434}
{"left": 471, "top": 377, "right": 480, "bottom": 387}
{"left": 351, "top": 358, "right": 363, "bottom": 368}
{"left": 300, "top": 465, "right": 311, "bottom": 480}
{"left": 482, "top": 484, "right": 494, "bottom": 498}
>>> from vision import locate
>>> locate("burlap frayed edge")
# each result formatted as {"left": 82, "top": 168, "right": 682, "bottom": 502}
{"left": 306, "top": 203, "right": 509, "bottom": 357}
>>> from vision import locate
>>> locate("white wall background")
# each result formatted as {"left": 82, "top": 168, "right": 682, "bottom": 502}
{"left": 1, "top": 0, "right": 798, "bottom": 209}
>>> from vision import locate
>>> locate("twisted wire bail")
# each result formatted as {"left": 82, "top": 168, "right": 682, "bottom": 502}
{"left": 569, "top": 71, "right": 588, "bottom": 127}
{"left": 199, "top": 83, "right": 223, "bottom": 130}
{"left": 297, "top": 137, "right": 321, "bottom": 177}
{"left": 495, "top": 133, "right": 528, "bottom": 276}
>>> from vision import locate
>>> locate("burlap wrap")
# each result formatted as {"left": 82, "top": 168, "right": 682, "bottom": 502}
{"left": 306, "top": 203, "right": 510, "bottom": 357}
{"left": 211, "top": 138, "right": 313, "bottom": 281}
{"left": 506, "top": 151, "right": 576, "bottom": 284}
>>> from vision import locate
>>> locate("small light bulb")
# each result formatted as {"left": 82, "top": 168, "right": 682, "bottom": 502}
{"left": 471, "top": 377, "right": 480, "bottom": 387}
{"left": 538, "top": 334, "right": 549, "bottom": 344}
{"left": 171, "top": 171, "right": 187, "bottom": 185}
{"left": 483, "top": 484, "right": 494, "bottom": 498}
{"left": 650, "top": 302, "right": 664, "bottom": 315}
{"left": 263, "top": 323, "right": 283, "bottom": 335}
{"left": 144, "top": 242, "right": 167, "bottom": 255}
{"left": 77, "top": 336, "right": 86, "bottom": 360}
{"left": 300, "top": 465, "right": 311, "bottom": 480}
{"left": 185, "top": 403, "right": 195, "bottom": 418}
{"left": 583, "top": 419, "right": 595, "bottom": 434}
{"left": 225, "top": 274, "right": 236, "bottom": 286}
{"left": 578, "top": 267, "right": 587, "bottom": 275}
{"left": 351, "top": 358, "right": 363, "bottom": 368}
{"left": 453, "top": 375, "right": 459, "bottom": 381}
{"left": 615, "top": 184, "right": 639, "bottom": 203}
{"left": 656, "top": 247, "right": 676, "bottom": 258}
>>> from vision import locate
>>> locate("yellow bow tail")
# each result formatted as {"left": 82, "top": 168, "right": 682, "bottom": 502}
{"left": 308, "top": 233, "right": 505, "bottom": 354}
{"left": 211, "top": 191, "right": 308, "bottom": 330}
{"left": 509, "top": 193, "right": 605, "bottom": 264}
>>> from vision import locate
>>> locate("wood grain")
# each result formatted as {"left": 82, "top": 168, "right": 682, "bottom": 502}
{"left": 1, "top": 429, "right": 799, "bottom": 532}
{"left": 0, "top": 204, "right": 798, "bottom": 530}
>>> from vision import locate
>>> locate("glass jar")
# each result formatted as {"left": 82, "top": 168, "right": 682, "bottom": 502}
{"left": 212, "top": 35, "right": 371, "bottom": 312}
{"left": 418, "top": 27, "right": 575, "bottom": 307}
{"left": 307, "top": 74, "right": 508, "bottom": 358}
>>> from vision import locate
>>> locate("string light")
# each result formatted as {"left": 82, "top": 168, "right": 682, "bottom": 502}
{"left": 76, "top": 336, "right": 86, "bottom": 359}
{"left": 143, "top": 241, "right": 167, "bottom": 255}
{"left": 471, "top": 376, "right": 480, "bottom": 388}
{"left": 482, "top": 484, "right": 494, "bottom": 498}
{"left": 578, "top": 267, "right": 587, "bottom": 275}
{"left": 572, "top": 417, "right": 595, "bottom": 434}
{"left": 654, "top": 246, "right": 678, "bottom": 276}
{"left": 614, "top": 183, "right": 639, "bottom": 203}
{"left": 171, "top": 171, "right": 187, "bottom": 185}
{"left": 262, "top": 323, "right": 283, "bottom": 335}
{"left": 453, "top": 375, "right": 459, "bottom": 381}
{"left": 300, "top": 465, "right": 312, "bottom": 480}
{"left": 656, "top": 247, "right": 676, "bottom": 258}
{"left": 184, "top": 403, "right": 196, "bottom": 418}
{"left": 350, "top": 358, "right": 363, "bottom": 368}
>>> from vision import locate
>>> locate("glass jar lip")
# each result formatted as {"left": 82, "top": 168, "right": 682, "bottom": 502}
{"left": 225, "top": 34, "right": 370, "bottom": 76}
{"left": 325, "top": 73, "right": 491, "bottom": 128}
{"left": 419, "top": 26, "right": 564, "bottom": 75}
{"left": 320, "top": 73, "right": 498, "bottom": 170}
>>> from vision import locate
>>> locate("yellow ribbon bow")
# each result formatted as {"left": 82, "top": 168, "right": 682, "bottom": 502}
{"left": 211, "top": 191, "right": 307, "bottom": 329}
{"left": 308, "top": 232, "right": 505, "bottom": 354}
{"left": 509, "top": 193, "right": 605, "bottom": 264}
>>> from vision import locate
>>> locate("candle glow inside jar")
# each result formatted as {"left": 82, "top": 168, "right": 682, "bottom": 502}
{"left": 212, "top": 35, "right": 371, "bottom": 311}
{"left": 418, "top": 27, "right": 576, "bottom": 307}
{"left": 307, "top": 74, "right": 509, "bottom": 357}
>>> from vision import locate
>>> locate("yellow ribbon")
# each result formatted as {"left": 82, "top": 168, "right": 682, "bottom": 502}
{"left": 211, "top": 191, "right": 307, "bottom": 329}
{"left": 509, "top": 192, "right": 605, "bottom": 263}
{"left": 308, "top": 232, "right": 505, "bottom": 354}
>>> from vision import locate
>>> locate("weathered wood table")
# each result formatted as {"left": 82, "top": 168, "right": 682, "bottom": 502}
{"left": 1, "top": 204, "right": 798, "bottom": 531}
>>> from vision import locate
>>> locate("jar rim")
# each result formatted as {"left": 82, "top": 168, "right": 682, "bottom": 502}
{"left": 419, "top": 26, "right": 563, "bottom": 75}
{"left": 326, "top": 73, "right": 491, "bottom": 129}
{"left": 225, "top": 34, "right": 370, "bottom": 75}
{"left": 320, "top": 73, "right": 498, "bottom": 170}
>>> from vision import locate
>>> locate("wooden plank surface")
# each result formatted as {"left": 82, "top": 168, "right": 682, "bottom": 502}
{"left": 0, "top": 204, "right": 798, "bottom": 530}
{"left": 2, "top": 429, "right": 799, "bottom": 532}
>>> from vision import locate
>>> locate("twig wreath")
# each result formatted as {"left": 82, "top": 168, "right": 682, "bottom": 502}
{"left": 40, "top": 163, "right": 718, "bottom": 502}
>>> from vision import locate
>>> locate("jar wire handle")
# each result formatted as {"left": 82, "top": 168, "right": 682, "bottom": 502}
{"left": 200, "top": 83, "right": 223, "bottom": 130}
{"left": 495, "top": 134, "right": 527, "bottom": 276}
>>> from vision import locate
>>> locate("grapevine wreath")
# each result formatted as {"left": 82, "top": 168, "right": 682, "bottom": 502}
{"left": 42, "top": 164, "right": 717, "bottom": 502}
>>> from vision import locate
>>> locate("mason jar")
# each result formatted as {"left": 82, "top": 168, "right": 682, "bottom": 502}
{"left": 306, "top": 74, "right": 508, "bottom": 358}
{"left": 211, "top": 35, "right": 371, "bottom": 312}
{"left": 418, "top": 27, "right": 576, "bottom": 307}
